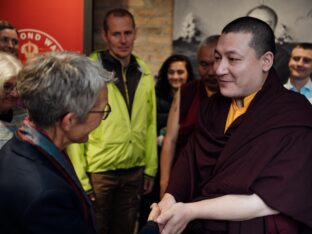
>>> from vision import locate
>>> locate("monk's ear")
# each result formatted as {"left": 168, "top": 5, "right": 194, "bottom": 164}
{"left": 60, "top": 112, "right": 77, "bottom": 131}
{"left": 261, "top": 51, "right": 274, "bottom": 72}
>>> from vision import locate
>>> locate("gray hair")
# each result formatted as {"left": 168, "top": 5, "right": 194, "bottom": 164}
{"left": 17, "top": 51, "right": 114, "bottom": 128}
{"left": 197, "top": 35, "right": 220, "bottom": 52}
{"left": 0, "top": 52, "right": 21, "bottom": 95}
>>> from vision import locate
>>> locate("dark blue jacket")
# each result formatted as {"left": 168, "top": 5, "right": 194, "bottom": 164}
{"left": 0, "top": 135, "right": 96, "bottom": 234}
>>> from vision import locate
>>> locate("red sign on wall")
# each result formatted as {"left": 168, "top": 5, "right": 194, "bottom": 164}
{"left": 0, "top": 0, "right": 84, "bottom": 62}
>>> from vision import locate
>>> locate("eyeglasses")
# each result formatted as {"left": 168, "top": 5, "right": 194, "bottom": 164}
{"left": 3, "top": 81, "right": 17, "bottom": 93}
{"left": 0, "top": 37, "right": 19, "bottom": 46}
{"left": 88, "top": 103, "right": 111, "bottom": 120}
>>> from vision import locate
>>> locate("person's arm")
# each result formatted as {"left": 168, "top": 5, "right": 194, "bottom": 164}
{"left": 148, "top": 193, "right": 177, "bottom": 233}
{"left": 159, "top": 90, "right": 181, "bottom": 198}
{"left": 143, "top": 74, "right": 158, "bottom": 194}
{"left": 157, "top": 193, "right": 279, "bottom": 234}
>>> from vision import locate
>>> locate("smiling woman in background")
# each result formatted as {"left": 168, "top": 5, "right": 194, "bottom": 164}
{"left": 155, "top": 54, "right": 194, "bottom": 142}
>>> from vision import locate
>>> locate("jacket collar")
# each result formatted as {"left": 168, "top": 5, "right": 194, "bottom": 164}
{"left": 99, "top": 50, "right": 140, "bottom": 71}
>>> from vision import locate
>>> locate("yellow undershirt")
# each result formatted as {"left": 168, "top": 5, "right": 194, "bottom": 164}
{"left": 206, "top": 89, "right": 215, "bottom": 97}
{"left": 224, "top": 92, "right": 257, "bottom": 133}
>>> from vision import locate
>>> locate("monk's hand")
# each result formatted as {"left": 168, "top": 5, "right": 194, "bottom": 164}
{"left": 156, "top": 202, "right": 191, "bottom": 234}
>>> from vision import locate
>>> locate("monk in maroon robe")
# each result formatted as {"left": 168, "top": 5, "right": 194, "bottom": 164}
{"left": 150, "top": 17, "right": 312, "bottom": 234}
{"left": 174, "top": 79, "right": 207, "bottom": 161}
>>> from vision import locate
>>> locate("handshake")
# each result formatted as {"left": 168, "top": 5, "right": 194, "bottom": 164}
{"left": 139, "top": 193, "right": 191, "bottom": 234}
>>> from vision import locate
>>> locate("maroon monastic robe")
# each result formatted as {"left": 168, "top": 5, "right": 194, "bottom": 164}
{"left": 167, "top": 70, "right": 312, "bottom": 234}
{"left": 174, "top": 79, "right": 208, "bottom": 163}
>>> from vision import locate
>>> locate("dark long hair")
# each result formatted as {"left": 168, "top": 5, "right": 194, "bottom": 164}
{"left": 155, "top": 54, "right": 194, "bottom": 101}
{"left": 0, "top": 20, "right": 18, "bottom": 34}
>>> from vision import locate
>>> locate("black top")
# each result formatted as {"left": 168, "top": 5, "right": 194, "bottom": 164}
{"left": 0, "top": 135, "right": 96, "bottom": 234}
{"left": 98, "top": 50, "right": 142, "bottom": 115}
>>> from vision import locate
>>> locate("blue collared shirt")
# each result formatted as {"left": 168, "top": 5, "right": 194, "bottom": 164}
{"left": 284, "top": 78, "right": 312, "bottom": 104}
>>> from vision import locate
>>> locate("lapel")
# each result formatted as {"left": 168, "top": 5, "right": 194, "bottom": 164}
{"left": 11, "top": 134, "right": 93, "bottom": 208}
{"left": 12, "top": 134, "right": 96, "bottom": 228}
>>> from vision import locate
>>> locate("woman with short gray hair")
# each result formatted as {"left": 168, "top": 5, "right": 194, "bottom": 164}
{"left": 0, "top": 51, "right": 113, "bottom": 234}
{"left": 0, "top": 51, "right": 25, "bottom": 148}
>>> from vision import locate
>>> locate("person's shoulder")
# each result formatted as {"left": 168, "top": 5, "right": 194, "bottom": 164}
{"left": 0, "top": 138, "right": 46, "bottom": 201}
{"left": 88, "top": 50, "right": 100, "bottom": 61}
{"left": 132, "top": 54, "right": 152, "bottom": 74}
{"left": 182, "top": 79, "right": 201, "bottom": 90}
{"left": 180, "top": 80, "right": 203, "bottom": 98}
{"left": 1, "top": 135, "right": 37, "bottom": 159}
{"left": 88, "top": 50, "right": 110, "bottom": 63}
{"left": 0, "top": 137, "right": 75, "bottom": 199}
{"left": 0, "top": 137, "right": 43, "bottom": 176}
{"left": 283, "top": 79, "right": 292, "bottom": 89}
{"left": 271, "top": 88, "right": 312, "bottom": 125}
{"left": 207, "top": 91, "right": 227, "bottom": 103}
{"left": 281, "top": 86, "right": 311, "bottom": 105}
{"left": 132, "top": 54, "right": 146, "bottom": 64}
{"left": 198, "top": 92, "right": 228, "bottom": 115}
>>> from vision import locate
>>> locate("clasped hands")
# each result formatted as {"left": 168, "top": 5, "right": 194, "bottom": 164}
{"left": 147, "top": 193, "right": 193, "bottom": 234}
